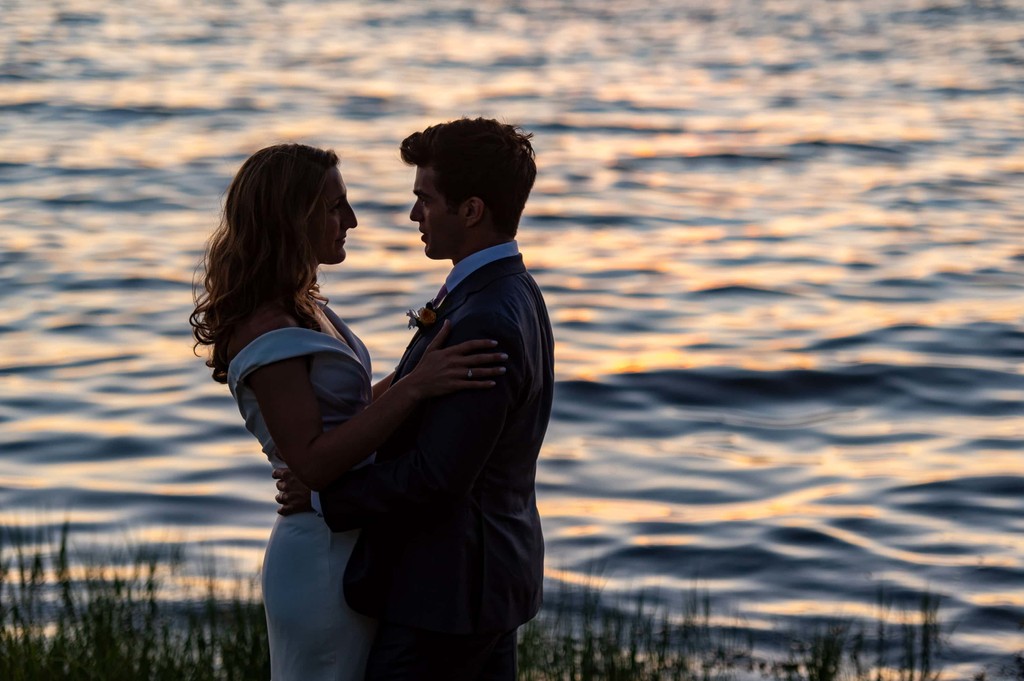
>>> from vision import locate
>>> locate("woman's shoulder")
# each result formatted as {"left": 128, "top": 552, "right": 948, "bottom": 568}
{"left": 227, "top": 303, "right": 301, "bottom": 361}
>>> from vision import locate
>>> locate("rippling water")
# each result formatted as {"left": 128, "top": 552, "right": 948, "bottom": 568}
{"left": 1, "top": 0, "right": 1022, "bottom": 674}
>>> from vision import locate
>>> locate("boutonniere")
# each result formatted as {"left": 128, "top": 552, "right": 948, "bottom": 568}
{"left": 406, "top": 301, "right": 438, "bottom": 330}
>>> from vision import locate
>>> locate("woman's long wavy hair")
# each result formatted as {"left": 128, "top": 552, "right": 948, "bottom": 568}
{"left": 191, "top": 143, "right": 339, "bottom": 383}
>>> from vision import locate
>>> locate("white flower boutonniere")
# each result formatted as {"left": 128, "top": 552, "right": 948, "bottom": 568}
{"left": 406, "top": 301, "right": 438, "bottom": 330}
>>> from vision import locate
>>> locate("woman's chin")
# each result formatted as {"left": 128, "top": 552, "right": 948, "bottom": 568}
{"left": 319, "top": 250, "right": 346, "bottom": 266}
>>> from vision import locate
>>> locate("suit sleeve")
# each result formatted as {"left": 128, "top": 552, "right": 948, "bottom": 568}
{"left": 317, "top": 311, "right": 523, "bottom": 531}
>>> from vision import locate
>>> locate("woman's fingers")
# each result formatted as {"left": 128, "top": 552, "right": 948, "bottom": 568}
{"left": 446, "top": 338, "right": 500, "bottom": 354}
{"left": 462, "top": 366, "right": 506, "bottom": 378}
{"left": 447, "top": 364, "right": 506, "bottom": 391}
{"left": 417, "top": 326, "right": 508, "bottom": 391}
{"left": 462, "top": 351, "right": 508, "bottom": 366}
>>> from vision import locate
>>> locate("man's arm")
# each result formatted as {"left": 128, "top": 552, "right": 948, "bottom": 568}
{"left": 318, "top": 312, "right": 522, "bottom": 531}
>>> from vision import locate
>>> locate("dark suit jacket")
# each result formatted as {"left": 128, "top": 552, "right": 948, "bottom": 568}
{"left": 319, "top": 254, "right": 554, "bottom": 635}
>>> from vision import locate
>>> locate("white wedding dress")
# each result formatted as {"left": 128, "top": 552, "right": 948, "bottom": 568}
{"left": 227, "top": 306, "right": 377, "bottom": 681}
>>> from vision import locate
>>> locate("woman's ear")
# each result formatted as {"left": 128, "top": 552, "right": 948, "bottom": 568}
{"left": 461, "top": 196, "right": 485, "bottom": 227}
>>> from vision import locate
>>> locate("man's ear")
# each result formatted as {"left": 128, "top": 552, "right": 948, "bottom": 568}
{"left": 461, "top": 197, "right": 485, "bottom": 227}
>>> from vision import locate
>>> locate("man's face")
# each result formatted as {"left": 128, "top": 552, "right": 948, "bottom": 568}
{"left": 410, "top": 166, "right": 468, "bottom": 262}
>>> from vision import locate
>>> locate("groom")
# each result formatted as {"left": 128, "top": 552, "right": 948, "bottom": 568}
{"left": 284, "top": 118, "right": 553, "bottom": 680}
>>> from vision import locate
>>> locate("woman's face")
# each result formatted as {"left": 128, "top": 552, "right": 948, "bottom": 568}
{"left": 313, "top": 166, "right": 357, "bottom": 266}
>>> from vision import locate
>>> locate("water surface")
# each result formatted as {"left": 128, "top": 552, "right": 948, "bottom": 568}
{"left": 1, "top": 0, "right": 1022, "bottom": 675}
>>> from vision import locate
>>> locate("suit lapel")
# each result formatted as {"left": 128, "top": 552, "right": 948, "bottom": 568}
{"left": 435, "top": 255, "right": 526, "bottom": 318}
{"left": 394, "top": 255, "right": 526, "bottom": 378}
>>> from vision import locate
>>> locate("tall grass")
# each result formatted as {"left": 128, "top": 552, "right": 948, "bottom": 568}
{"left": 0, "top": 523, "right": 995, "bottom": 681}
{"left": 0, "top": 523, "right": 268, "bottom": 680}
{"left": 521, "top": 582, "right": 947, "bottom": 681}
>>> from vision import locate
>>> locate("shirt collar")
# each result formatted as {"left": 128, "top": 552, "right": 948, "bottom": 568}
{"left": 443, "top": 241, "right": 520, "bottom": 295}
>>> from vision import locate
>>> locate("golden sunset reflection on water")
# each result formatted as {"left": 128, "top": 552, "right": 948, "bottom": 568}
{"left": 1, "top": 0, "right": 1022, "bottom": 672}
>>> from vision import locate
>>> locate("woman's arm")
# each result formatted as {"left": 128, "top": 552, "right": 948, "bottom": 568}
{"left": 249, "top": 322, "right": 505, "bottom": 491}
{"left": 371, "top": 372, "right": 395, "bottom": 402}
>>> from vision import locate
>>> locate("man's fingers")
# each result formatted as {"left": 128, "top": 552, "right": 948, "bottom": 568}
{"left": 272, "top": 468, "right": 309, "bottom": 515}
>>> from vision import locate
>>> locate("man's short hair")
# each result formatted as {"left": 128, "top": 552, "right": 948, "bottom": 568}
{"left": 400, "top": 118, "right": 536, "bottom": 237}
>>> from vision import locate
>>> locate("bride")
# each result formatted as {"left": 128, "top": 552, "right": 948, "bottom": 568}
{"left": 190, "top": 143, "right": 505, "bottom": 680}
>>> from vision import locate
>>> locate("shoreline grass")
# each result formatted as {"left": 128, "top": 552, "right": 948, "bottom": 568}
{"left": 0, "top": 524, "right": 268, "bottom": 681}
{"left": 1, "top": 525, "right": 1020, "bottom": 680}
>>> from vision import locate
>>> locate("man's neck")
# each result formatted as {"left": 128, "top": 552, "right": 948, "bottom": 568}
{"left": 452, "top": 237, "right": 514, "bottom": 266}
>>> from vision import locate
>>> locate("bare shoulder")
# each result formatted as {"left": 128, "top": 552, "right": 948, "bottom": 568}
{"left": 227, "top": 303, "right": 300, "bottom": 360}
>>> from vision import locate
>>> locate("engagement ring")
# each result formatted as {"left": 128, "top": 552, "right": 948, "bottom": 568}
{"left": 467, "top": 368, "right": 473, "bottom": 379}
